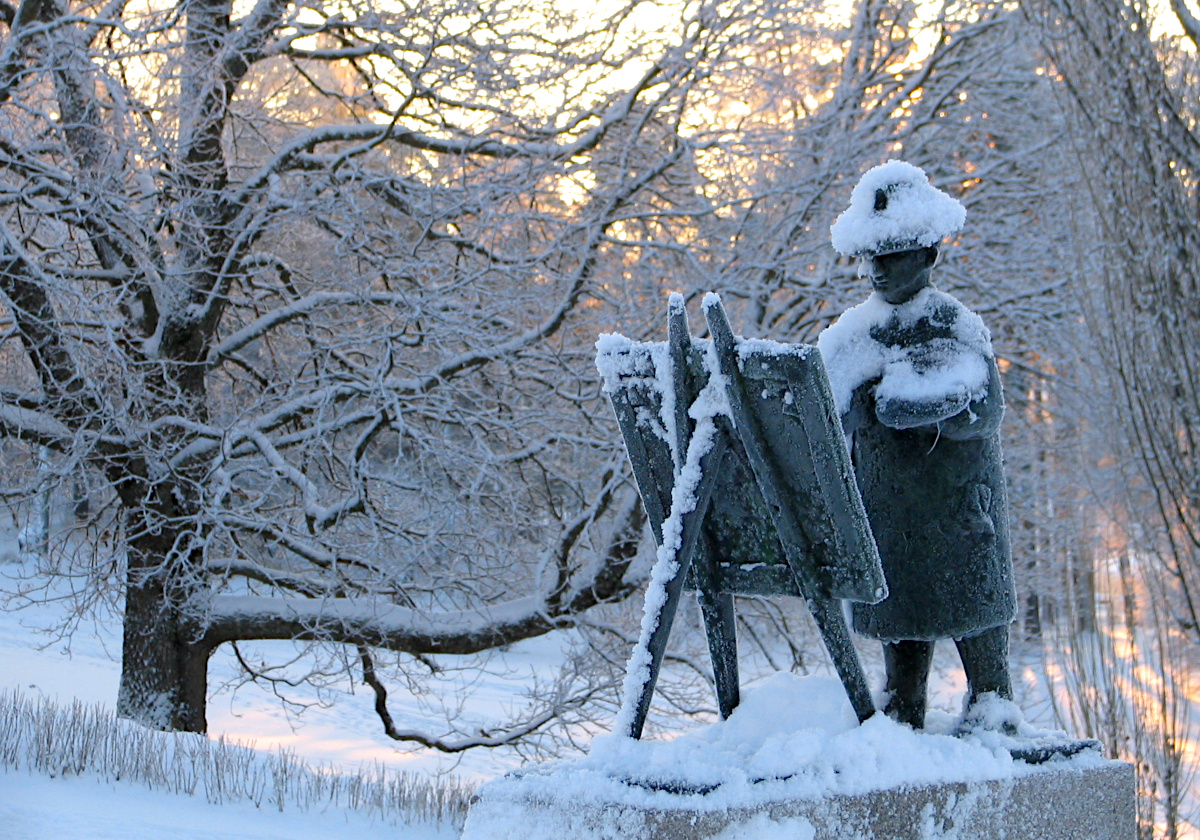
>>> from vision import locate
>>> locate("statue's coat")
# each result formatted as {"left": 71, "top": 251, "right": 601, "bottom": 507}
{"left": 843, "top": 303, "right": 1017, "bottom": 642}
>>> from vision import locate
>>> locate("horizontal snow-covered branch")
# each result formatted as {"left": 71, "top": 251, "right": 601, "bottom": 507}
{"left": 205, "top": 494, "right": 644, "bottom": 654}
{"left": 206, "top": 594, "right": 557, "bottom": 655}
{"left": 205, "top": 291, "right": 415, "bottom": 367}
{"left": 0, "top": 402, "right": 72, "bottom": 446}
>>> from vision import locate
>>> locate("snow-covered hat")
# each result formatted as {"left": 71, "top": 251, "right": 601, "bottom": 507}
{"left": 830, "top": 160, "right": 966, "bottom": 258}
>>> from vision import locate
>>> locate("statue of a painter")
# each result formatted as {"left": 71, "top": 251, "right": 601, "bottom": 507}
{"left": 818, "top": 161, "right": 1016, "bottom": 730}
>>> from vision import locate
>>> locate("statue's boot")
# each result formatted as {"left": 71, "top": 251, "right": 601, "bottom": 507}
{"left": 882, "top": 639, "right": 935, "bottom": 728}
{"left": 956, "top": 625, "right": 1014, "bottom": 721}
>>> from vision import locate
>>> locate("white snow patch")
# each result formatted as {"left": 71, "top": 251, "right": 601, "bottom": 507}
{"left": 830, "top": 161, "right": 966, "bottom": 257}
{"left": 816, "top": 287, "right": 992, "bottom": 417}
{"left": 595, "top": 335, "right": 681, "bottom": 465}
{"left": 1, "top": 770, "right": 453, "bottom": 840}
{"left": 737, "top": 337, "right": 816, "bottom": 362}
{"left": 710, "top": 812, "right": 817, "bottom": 840}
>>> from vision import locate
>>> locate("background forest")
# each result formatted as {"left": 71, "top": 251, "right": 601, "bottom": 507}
{"left": 0, "top": 0, "right": 1198, "bottom": 837}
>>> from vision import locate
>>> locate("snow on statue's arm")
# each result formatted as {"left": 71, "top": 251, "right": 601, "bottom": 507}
{"left": 933, "top": 354, "right": 1004, "bottom": 441}
{"left": 874, "top": 351, "right": 1003, "bottom": 439}
{"left": 871, "top": 295, "right": 1000, "bottom": 436}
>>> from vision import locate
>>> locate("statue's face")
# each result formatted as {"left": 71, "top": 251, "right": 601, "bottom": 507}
{"left": 858, "top": 247, "right": 936, "bottom": 305}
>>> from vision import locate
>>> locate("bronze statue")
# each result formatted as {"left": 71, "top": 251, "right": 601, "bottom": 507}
{"left": 597, "top": 163, "right": 1097, "bottom": 765}
{"left": 819, "top": 161, "right": 1017, "bottom": 729}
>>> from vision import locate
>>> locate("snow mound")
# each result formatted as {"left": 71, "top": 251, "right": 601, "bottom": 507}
{"left": 462, "top": 674, "right": 1107, "bottom": 840}
{"left": 830, "top": 161, "right": 965, "bottom": 257}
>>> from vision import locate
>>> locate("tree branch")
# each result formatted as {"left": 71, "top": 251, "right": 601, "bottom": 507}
{"left": 0, "top": 225, "right": 97, "bottom": 420}
{"left": 0, "top": 400, "right": 72, "bottom": 446}
{"left": 205, "top": 493, "right": 642, "bottom": 654}
{"left": 0, "top": 0, "right": 48, "bottom": 102}
{"left": 205, "top": 291, "right": 415, "bottom": 367}
{"left": 1171, "top": 0, "right": 1200, "bottom": 50}
{"left": 205, "top": 593, "right": 562, "bottom": 654}
{"left": 358, "top": 646, "right": 591, "bottom": 751}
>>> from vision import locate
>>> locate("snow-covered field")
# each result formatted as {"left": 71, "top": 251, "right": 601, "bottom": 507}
{"left": 0, "top": 556, "right": 550, "bottom": 782}
{"left": 0, "top": 535, "right": 556, "bottom": 839}
{"left": 0, "top": 527, "right": 1078, "bottom": 840}
{"left": 3, "top": 771, "right": 444, "bottom": 840}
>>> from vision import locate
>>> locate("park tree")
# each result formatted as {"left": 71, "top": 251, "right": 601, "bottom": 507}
{"left": 1024, "top": 2, "right": 1200, "bottom": 835}
{"left": 0, "top": 0, "right": 1116, "bottom": 758}
{"left": 0, "top": 0, "right": 861, "bottom": 738}
{"left": 1031, "top": 0, "right": 1200, "bottom": 639}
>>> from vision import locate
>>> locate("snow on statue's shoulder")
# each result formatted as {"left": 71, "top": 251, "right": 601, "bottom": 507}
{"left": 817, "top": 287, "right": 992, "bottom": 417}
{"left": 815, "top": 295, "right": 894, "bottom": 416}
{"left": 461, "top": 674, "right": 1108, "bottom": 840}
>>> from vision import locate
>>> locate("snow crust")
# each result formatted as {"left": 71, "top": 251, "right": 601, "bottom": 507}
{"left": 595, "top": 335, "right": 680, "bottom": 465}
{"left": 710, "top": 813, "right": 816, "bottom": 840}
{"left": 815, "top": 287, "right": 992, "bottom": 417}
{"left": 462, "top": 674, "right": 1108, "bottom": 840}
{"left": 612, "top": 338, "right": 732, "bottom": 734}
{"left": 830, "top": 161, "right": 966, "bottom": 257}
{"left": 736, "top": 337, "right": 816, "bottom": 362}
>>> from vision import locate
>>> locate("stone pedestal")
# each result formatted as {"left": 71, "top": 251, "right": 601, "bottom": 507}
{"left": 462, "top": 761, "right": 1135, "bottom": 840}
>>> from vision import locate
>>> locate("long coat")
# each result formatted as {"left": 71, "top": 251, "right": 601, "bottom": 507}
{"left": 838, "top": 297, "right": 1017, "bottom": 642}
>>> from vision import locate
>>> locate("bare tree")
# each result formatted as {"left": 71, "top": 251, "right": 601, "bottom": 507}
{"left": 0, "top": 0, "right": 861, "bottom": 739}
{"left": 1021, "top": 1, "right": 1200, "bottom": 834}
{"left": 1031, "top": 0, "right": 1200, "bottom": 633}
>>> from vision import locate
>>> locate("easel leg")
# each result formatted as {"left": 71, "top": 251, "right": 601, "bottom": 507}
{"left": 697, "top": 587, "right": 739, "bottom": 719}
{"left": 624, "top": 435, "right": 728, "bottom": 739}
{"left": 807, "top": 597, "right": 876, "bottom": 723}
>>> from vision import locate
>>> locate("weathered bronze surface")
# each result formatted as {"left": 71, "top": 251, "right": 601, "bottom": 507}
{"left": 602, "top": 296, "right": 884, "bottom": 737}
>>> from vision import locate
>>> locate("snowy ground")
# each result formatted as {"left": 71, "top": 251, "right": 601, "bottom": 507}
{"left": 0, "top": 541, "right": 557, "bottom": 783}
{"left": 0, "top": 534, "right": 531, "bottom": 840}
{"left": 0, "top": 525, "right": 1073, "bottom": 840}
{"left": 2, "top": 771, "right": 447, "bottom": 840}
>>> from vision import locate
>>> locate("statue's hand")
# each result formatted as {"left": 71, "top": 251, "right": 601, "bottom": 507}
{"left": 843, "top": 379, "right": 880, "bottom": 438}
{"left": 875, "top": 391, "right": 969, "bottom": 430}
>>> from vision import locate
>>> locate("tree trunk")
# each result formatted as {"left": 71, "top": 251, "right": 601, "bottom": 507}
{"left": 117, "top": 572, "right": 212, "bottom": 732}
{"left": 114, "top": 498, "right": 213, "bottom": 733}
{"left": 112, "top": 347, "right": 215, "bottom": 732}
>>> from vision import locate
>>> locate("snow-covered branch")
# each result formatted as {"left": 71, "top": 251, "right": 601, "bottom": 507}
{"left": 0, "top": 0, "right": 47, "bottom": 102}
{"left": 0, "top": 401, "right": 73, "bottom": 446}
{"left": 359, "top": 646, "right": 597, "bottom": 752}
{"left": 206, "top": 593, "right": 558, "bottom": 654}
{"left": 205, "top": 291, "right": 415, "bottom": 367}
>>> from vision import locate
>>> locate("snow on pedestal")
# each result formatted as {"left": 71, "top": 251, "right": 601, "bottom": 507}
{"left": 460, "top": 674, "right": 1134, "bottom": 840}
